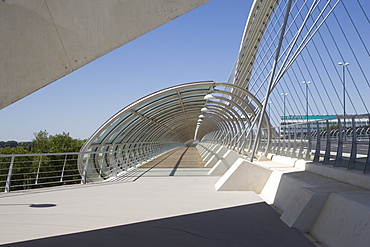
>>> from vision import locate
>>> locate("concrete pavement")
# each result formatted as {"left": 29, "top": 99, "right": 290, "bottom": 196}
{"left": 0, "top": 176, "right": 315, "bottom": 246}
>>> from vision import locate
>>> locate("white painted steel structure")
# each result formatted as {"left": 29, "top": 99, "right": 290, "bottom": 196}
{"left": 78, "top": 81, "right": 270, "bottom": 182}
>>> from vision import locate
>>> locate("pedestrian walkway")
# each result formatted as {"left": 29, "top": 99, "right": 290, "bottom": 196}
{"left": 0, "top": 147, "right": 316, "bottom": 247}
{"left": 111, "top": 147, "right": 211, "bottom": 182}
{"left": 141, "top": 147, "right": 206, "bottom": 169}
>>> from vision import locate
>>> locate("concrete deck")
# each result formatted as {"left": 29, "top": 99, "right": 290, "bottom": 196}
{"left": 0, "top": 148, "right": 315, "bottom": 246}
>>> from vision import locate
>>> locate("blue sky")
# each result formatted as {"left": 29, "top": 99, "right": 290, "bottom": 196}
{"left": 0, "top": 0, "right": 253, "bottom": 142}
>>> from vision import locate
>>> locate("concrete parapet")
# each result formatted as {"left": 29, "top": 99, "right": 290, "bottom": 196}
{"left": 263, "top": 168, "right": 370, "bottom": 247}
{"left": 208, "top": 149, "right": 241, "bottom": 175}
{"left": 271, "top": 155, "right": 370, "bottom": 191}
{"left": 305, "top": 162, "right": 370, "bottom": 191}
{"left": 213, "top": 151, "right": 370, "bottom": 247}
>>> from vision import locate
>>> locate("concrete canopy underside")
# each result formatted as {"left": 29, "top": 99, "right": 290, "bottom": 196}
{"left": 0, "top": 0, "right": 210, "bottom": 109}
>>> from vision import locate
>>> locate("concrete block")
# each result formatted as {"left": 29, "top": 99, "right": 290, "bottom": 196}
{"left": 215, "top": 158, "right": 272, "bottom": 192}
{"left": 267, "top": 153, "right": 274, "bottom": 159}
{"left": 208, "top": 149, "right": 241, "bottom": 175}
{"left": 257, "top": 155, "right": 271, "bottom": 161}
{"left": 271, "top": 155, "right": 296, "bottom": 167}
{"left": 198, "top": 144, "right": 218, "bottom": 162}
{"left": 259, "top": 170, "right": 285, "bottom": 204}
{"left": 204, "top": 146, "right": 228, "bottom": 168}
{"left": 280, "top": 188, "right": 329, "bottom": 232}
{"left": 294, "top": 159, "right": 306, "bottom": 170}
{"left": 273, "top": 172, "right": 322, "bottom": 213}
{"left": 202, "top": 144, "right": 218, "bottom": 160}
{"left": 196, "top": 143, "right": 208, "bottom": 159}
{"left": 311, "top": 193, "right": 370, "bottom": 247}
{"left": 197, "top": 143, "right": 209, "bottom": 153}
{"left": 196, "top": 144, "right": 206, "bottom": 156}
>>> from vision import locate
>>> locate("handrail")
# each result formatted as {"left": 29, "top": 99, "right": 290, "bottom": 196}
{"left": 199, "top": 114, "right": 369, "bottom": 173}
{"left": 260, "top": 114, "right": 370, "bottom": 173}
{"left": 0, "top": 141, "right": 184, "bottom": 193}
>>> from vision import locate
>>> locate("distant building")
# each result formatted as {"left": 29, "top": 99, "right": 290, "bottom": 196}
{"left": 280, "top": 115, "right": 369, "bottom": 133}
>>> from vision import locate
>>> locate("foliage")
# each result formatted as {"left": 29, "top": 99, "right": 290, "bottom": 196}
{"left": 0, "top": 141, "right": 32, "bottom": 149}
{"left": 0, "top": 131, "right": 87, "bottom": 192}
{"left": 31, "top": 130, "right": 85, "bottom": 153}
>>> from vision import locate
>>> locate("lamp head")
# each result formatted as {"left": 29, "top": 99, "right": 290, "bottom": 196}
{"left": 204, "top": 94, "right": 215, "bottom": 100}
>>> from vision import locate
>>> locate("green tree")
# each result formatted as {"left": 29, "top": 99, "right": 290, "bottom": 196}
{"left": 0, "top": 131, "right": 86, "bottom": 191}
{"left": 48, "top": 132, "right": 85, "bottom": 153}
{"left": 31, "top": 130, "right": 50, "bottom": 153}
{"left": 0, "top": 146, "right": 35, "bottom": 191}
{"left": 31, "top": 130, "right": 85, "bottom": 153}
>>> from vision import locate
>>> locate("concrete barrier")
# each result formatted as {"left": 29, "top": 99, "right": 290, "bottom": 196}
{"left": 279, "top": 187, "right": 329, "bottom": 232}
{"left": 271, "top": 155, "right": 370, "bottom": 191}
{"left": 215, "top": 158, "right": 272, "bottom": 192}
{"left": 211, "top": 150, "right": 370, "bottom": 247}
{"left": 311, "top": 192, "right": 370, "bottom": 247}
{"left": 197, "top": 143, "right": 212, "bottom": 156}
{"left": 197, "top": 144, "right": 220, "bottom": 162}
{"left": 208, "top": 150, "right": 245, "bottom": 176}
{"left": 204, "top": 146, "right": 228, "bottom": 168}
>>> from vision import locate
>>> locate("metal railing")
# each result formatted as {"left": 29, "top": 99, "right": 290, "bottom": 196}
{"left": 259, "top": 114, "right": 370, "bottom": 173}
{"left": 0, "top": 152, "right": 81, "bottom": 193}
{"left": 79, "top": 142, "right": 184, "bottom": 183}
{"left": 0, "top": 142, "right": 184, "bottom": 193}
{"left": 198, "top": 114, "right": 369, "bottom": 173}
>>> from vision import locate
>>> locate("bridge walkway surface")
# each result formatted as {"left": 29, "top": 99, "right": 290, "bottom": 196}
{"left": 0, "top": 147, "right": 316, "bottom": 246}
{"left": 110, "top": 147, "right": 211, "bottom": 182}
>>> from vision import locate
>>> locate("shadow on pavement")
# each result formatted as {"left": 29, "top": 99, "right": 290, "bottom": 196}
{"left": 3, "top": 203, "right": 315, "bottom": 247}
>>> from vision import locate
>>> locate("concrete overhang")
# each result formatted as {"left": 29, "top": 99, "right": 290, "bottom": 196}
{"left": 0, "top": 0, "right": 210, "bottom": 109}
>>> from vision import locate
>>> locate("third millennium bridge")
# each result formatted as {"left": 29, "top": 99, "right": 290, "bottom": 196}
{"left": 1, "top": 0, "right": 369, "bottom": 247}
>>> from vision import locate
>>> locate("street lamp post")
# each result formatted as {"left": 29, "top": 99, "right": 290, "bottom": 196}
{"left": 338, "top": 62, "right": 349, "bottom": 128}
{"left": 281, "top": 93, "right": 288, "bottom": 124}
{"left": 268, "top": 101, "right": 272, "bottom": 117}
{"left": 281, "top": 93, "right": 288, "bottom": 139}
{"left": 302, "top": 81, "right": 311, "bottom": 126}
